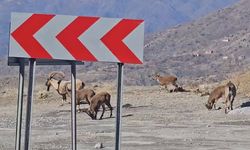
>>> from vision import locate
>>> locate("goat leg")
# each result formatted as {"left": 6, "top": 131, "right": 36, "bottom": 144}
{"left": 105, "top": 102, "right": 113, "bottom": 118}
{"left": 59, "top": 95, "right": 67, "bottom": 106}
{"left": 224, "top": 101, "right": 229, "bottom": 114}
{"left": 230, "top": 99, "right": 234, "bottom": 110}
{"left": 99, "top": 104, "right": 106, "bottom": 120}
{"left": 213, "top": 103, "right": 217, "bottom": 110}
{"left": 77, "top": 104, "right": 81, "bottom": 113}
{"left": 60, "top": 99, "right": 64, "bottom": 106}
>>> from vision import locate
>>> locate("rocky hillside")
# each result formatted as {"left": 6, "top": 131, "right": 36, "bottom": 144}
{"left": 2, "top": 0, "right": 250, "bottom": 87}
{"left": 142, "top": 0, "right": 250, "bottom": 85}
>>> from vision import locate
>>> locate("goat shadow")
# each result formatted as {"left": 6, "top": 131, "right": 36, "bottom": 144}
{"left": 100, "top": 114, "right": 133, "bottom": 120}
{"left": 128, "top": 105, "right": 150, "bottom": 109}
{"left": 240, "top": 101, "right": 250, "bottom": 108}
{"left": 121, "top": 103, "right": 150, "bottom": 109}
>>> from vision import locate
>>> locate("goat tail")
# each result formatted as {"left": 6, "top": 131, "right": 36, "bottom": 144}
{"left": 106, "top": 93, "right": 111, "bottom": 101}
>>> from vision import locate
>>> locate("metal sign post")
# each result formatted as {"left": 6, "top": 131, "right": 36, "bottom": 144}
{"left": 115, "top": 63, "right": 124, "bottom": 150}
{"left": 24, "top": 58, "right": 36, "bottom": 150}
{"left": 15, "top": 59, "right": 25, "bottom": 150}
{"left": 71, "top": 62, "right": 77, "bottom": 150}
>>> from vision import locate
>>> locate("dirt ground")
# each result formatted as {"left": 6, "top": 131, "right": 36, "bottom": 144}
{"left": 1, "top": 84, "right": 250, "bottom": 150}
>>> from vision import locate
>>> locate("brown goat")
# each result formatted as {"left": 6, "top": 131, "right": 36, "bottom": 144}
{"left": 84, "top": 92, "right": 113, "bottom": 120}
{"left": 205, "top": 81, "right": 236, "bottom": 114}
{"left": 152, "top": 74, "right": 178, "bottom": 92}
{"left": 67, "top": 88, "right": 96, "bottom": 111}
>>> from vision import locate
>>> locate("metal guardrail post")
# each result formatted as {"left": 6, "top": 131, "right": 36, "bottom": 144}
{"left": 71, "top": 62, "right": 77, "bottom": 150}
{"left": 24, "top": 58, "right": 36, "bottom": 150}
{"left": 115, "top": 63, "right": 124, "bottom": 150}
{"left": 15, "top": 59, "right": 25, "bottom": 150}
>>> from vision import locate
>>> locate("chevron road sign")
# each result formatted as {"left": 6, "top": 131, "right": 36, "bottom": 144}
{"left": 9, "top": 12, "right": 144, "bottom": 64}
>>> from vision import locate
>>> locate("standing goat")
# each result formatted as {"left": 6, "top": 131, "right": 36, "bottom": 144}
{"left": 205, "top": 81, "right": 236, "bottom": 114}
{"left": 83, "top": 92, "right": 113, "bottom": 120}
{"left": 152, "top": 73, "right": 178, "bottom": 92}
{"left": 45, "top": 71, "right": 85, "bottom": 105}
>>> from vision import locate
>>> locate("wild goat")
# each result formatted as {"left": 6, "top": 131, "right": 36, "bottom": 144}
{"left": 152, "top": 73, "right": 178, "bottom": 92}
{"left": 83, "top": 92, "right": 113, "bottom": 120}
{"left": 45, "top": 71, "right": 85, "bottom": 105}
{"left": 66, "top": 88, "right": 96, "bottom": 111}
{"left": 205, "top": 81, "right": 236, "bottom": 114}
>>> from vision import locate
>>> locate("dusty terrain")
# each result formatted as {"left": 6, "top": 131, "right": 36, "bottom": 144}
{"left": 1, "top": 79, "right": 250, "bottom": 150}
{"left": 1, "top": 1, "right": 250, "bottom": 150}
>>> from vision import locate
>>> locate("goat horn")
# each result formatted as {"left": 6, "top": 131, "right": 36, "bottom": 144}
{"left": 48, "top": 71, "right": 65, "bottom": 79}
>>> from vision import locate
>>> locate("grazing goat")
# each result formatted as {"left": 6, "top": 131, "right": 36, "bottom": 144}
{"left": 84, "top": 92, "right": 113, "bottom": 120}
{"left": 67, "top": 88, "right": 95, "bottom": 111}
{"left": 205, "top": 81, "right": 236, "bottom": 114}
{"left": 152, "top": 73, "right": 178, "bottom": 92}
{"left": 45, "top": 71, "right": 85, "bottom": 105}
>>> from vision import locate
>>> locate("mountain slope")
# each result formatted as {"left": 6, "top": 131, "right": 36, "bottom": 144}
{"left": 2, "top": 0, "right": 249, "bottom": 87}
{"left": 0, "top": 0, "right": 237, "bottom": 55}
{"left": 143, "top": 0, "right": 250, "bottom": 85}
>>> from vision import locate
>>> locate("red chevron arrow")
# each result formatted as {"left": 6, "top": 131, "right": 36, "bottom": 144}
{"left": 101, "top": 19, "right": 143, "bottom": 64}
{"left": 11, "top": 14, "right": 54, "bottom": 58}
{"left": 56, "top": 16, "right": 99, "bottom": 61}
